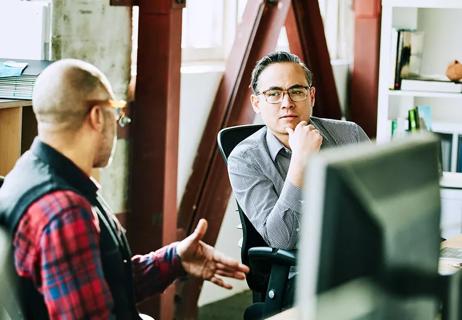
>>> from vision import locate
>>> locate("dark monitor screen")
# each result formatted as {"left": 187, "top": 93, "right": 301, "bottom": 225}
{"left": 297, "top": 133, "right": 442, "bottom": 320}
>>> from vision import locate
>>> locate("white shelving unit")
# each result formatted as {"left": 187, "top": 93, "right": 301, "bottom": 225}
{"left": 378, "top": 0, "right": 462, "bottom": 172}
{"left": 377, "top": 0, "right": 462, "bottom": 237}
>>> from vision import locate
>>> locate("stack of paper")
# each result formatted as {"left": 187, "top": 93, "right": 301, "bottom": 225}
{"left": 0, "top": 59, "right": 52, "bottom": 100}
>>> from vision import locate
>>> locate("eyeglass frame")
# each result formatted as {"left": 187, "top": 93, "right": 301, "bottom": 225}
{"left": 87, "top": 99, "right": 131, "bottom": 127}
{"left": 256, "top": 85, "right": 313, "bottom": 104}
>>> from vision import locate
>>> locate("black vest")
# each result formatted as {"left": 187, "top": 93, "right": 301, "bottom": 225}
{"left": 0, "top": 139, "right": 141, "bottom": 319}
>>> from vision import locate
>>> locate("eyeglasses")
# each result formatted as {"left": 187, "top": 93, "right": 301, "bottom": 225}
{"left": 107, "top": 99, "right": 131, "bottom": 127}
{"left": 88, "top": 99, "right": 132, "bottom": 127}
{"left": 258, "top": 86, "right": 311, "bottom": 104}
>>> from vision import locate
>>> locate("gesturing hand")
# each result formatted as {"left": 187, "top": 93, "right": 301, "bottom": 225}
{"left": 176, "top": 219, "right": 250, "bottom": 289}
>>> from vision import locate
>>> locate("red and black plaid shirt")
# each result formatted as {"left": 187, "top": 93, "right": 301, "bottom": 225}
{"left": 14, "top": 189, "right": 185, "bottom": 319}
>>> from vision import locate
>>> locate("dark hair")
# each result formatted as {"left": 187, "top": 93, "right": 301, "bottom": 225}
{"left": 250, "top": 51, "right": 313, "bottom": 94}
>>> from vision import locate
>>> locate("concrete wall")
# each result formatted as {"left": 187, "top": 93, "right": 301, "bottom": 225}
{"left": 51, "top": 0, "right": 132, "bottom": 213}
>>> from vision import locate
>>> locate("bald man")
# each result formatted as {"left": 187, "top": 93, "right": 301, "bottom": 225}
{"left": 0, "top": 59, "right": 248, "bottom": 320}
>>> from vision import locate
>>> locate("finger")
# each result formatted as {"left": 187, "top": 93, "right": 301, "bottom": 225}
{"left": 297, "top": 121, "right": 308, "bottom": 129}
{"left": 286, "top": 127, "right": 294, "bottom": 135}
{"left": 213, "top": 253, "right": 250, "bottom": 273}
{"left": 306, "top": 124, "right": 316, "bottom": 130}
{"left": 215, "top": 262, "right": 249, "bottom": 274}
{"left": 210, "top": 276, "right": 233, "bottom": 290}
{"left": 215, "top": 269, "right": 247, "bottom": 280}
{"left": 190, "top": 218, "right": 208, "bottom": 242}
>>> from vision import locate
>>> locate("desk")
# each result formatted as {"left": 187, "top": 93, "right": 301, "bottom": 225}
{"left": 0, "top": 99, "right": 34, "bottom": 175}
{"left": 268, "top": 236, "right": 462, "bottom": 320}
{"left": 440, "top": 173, "right": 462, "bottom": 239}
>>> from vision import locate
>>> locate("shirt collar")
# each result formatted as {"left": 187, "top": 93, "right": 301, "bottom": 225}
{"left": 30, "top": 138, "right": 99, "bottom": 200}
{"left": 266, "top": 130, "right": 288, "bottom": 162}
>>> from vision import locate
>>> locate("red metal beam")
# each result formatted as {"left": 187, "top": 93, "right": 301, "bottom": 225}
{"left": 286, "top": 0, "right": 342, "bottom": 119}
{"left": 349, "top": 0, "right": 381, "bottom": 137}
{"left": 129, "top": 0, "right": 184, "bottom": 318}
{"left": 175, "top": 0, "right": 292, "bottom": 318}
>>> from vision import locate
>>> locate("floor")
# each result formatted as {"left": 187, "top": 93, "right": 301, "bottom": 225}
{"left": 198, "top": 290, "right": 252, "bottom": 320}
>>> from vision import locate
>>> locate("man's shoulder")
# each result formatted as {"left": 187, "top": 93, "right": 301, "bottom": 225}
{"left": 17, "top": 190, "right": 93, "bottom": 242}
{"left": 311, "top": 116, "right": 359, "bottom": 130}
{"left": 27, "top": 190, "right": 92, "bottom": 223}
{"left": 228, "top": 126, "right": 267, "bottom": 159}
{"left": 311, "top": 116, "right": 369, "bottom": 143}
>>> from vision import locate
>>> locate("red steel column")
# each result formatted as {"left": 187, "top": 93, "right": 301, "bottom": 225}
{"left": 286, "top": 0, "right": 342, "bottom": 119}
{"left": 350, "top": 0, "right": 381, "bottom": 137}
{"left": 129, "top": 0, "right": 183, "bottom": 318}
{"left": 176, "top": 0, "right": 292, "bottom": 318}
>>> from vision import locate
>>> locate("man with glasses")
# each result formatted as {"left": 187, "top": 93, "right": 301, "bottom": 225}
{"left": 228, "top": 51, "right": 369, "bottom": 250}
{"left": 0, "top": 59, "right": 249, "bottom": 319}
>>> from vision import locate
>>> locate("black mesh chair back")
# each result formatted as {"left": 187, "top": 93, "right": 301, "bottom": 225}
{"left": 217, "top": 124, "right": 271, "bottom": 295}
{"left": 217, "top": 125, "right": 297, "bottom": 319}
{"left": 0, "top": 175, "right": 26, "bottom": 319}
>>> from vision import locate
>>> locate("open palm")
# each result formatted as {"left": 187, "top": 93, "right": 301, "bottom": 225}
{"left": 176, "top": 219, "right": 249, "bottom": 289}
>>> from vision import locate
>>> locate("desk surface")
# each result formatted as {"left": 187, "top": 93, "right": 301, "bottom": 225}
{"left": 0, "top": 99, "right": 32, "bottom": 110}
{"left": 441, "top": 172, "right": 462, "bottom": 189}
{"left": 267, "top": 235, "right": 462, "bottom": 320}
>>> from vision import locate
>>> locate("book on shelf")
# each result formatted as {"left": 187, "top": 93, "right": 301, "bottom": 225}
{"left": 0, "top": 58, "right": 52, "bottom": 100}
{"left": 400, "top": 75, "right": 462, "bottom": 93}
{"left": 458, "top": 136, "right": 462, "bottom": 173}
{"left": 391, "top": 29, "right": 424, "bottom": 90}
{"left": 390, "top": 105, "right": 432, "bottom": 138}
{"left": 438, "top": 133, "right": 452, "bottom": 172}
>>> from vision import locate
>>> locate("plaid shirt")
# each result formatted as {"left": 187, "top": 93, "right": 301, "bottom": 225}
{"left": 14, "top": 189, "right": 185, "bottom": 319}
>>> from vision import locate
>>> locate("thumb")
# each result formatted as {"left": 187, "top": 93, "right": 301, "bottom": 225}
{"left": 190, "top": 218, "right": 208, "bottom": 242}
{"left": 286, "top": 127, "right": 294, "bottom": 136}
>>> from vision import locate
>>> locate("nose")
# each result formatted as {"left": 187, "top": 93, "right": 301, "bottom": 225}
{"left": 280, "top": 91, "right": 294, "bottom": 109}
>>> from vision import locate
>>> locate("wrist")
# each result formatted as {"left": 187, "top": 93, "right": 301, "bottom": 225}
{"left": 173, "top": 243, "right": 188, "bottom": 276}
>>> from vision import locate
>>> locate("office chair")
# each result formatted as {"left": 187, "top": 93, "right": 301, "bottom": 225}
{"left": 217, "top": 124, "right": 296, "bottom": 319}
{"left": 0, "top": 177, "right": 26, "bottom": 319}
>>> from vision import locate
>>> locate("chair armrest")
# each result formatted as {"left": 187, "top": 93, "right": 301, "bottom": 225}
{"left": 248, "top": 247, "right": 296, "bottom": 267}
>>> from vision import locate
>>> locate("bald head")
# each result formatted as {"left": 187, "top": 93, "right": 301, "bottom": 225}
{"left": 33, "top": 59, "right": 114, "bottom": 132}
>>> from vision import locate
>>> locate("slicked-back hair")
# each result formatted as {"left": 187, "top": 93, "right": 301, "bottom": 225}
{"left": 250, "top": 51, "right": 313, "bottom": 94}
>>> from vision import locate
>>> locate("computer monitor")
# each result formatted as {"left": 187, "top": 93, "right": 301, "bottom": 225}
{"left": 297, "top": 133, "right": 442, "bottom": 320}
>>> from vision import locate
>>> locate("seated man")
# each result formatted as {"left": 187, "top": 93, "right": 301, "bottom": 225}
{"left": 228, "top": 51, "right": 369, "bottom": 250}
{"left": 0, "top": 59, "right": 249, "bottom": 319}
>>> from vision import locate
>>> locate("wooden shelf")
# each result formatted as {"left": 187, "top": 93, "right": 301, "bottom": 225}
{"left": 0, "top": 99, "right": 32, "bottom": 109}
{"left": 0, "top": 99, "right": 35, "bottom": 175}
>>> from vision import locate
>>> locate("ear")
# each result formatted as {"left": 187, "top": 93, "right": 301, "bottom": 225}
{"left": 309, "top": 86, "right": 316, "bottom": 107}
{"left": 250, "top": 94, "right": 261, "bottom": 114}
{"left": 87, "top": 105, "right": 105, "bottom": 132}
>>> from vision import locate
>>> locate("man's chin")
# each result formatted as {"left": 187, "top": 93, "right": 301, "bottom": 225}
{"left": 93, "top": 157, "right": 112, "bottom": 169}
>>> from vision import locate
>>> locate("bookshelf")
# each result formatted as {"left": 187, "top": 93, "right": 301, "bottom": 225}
{"left": 0, "top": 99, "right": 36, "bottom": 176}
{"left": 377, "top": 0, "right": 462, "bottom": 238}
{"left": 378, "top": 0, "right": 462, "bottom": 173}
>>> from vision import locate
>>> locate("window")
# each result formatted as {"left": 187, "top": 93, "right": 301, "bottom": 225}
{"left": 181, "top": 0, "right": 351, "bottom": 64}
{"left": 318, "top": 0, "right": 354, "bottom": 60}
{"left": 0, "top": 0, "right": 51, "bottom": 60}
{"left": 181, "top": 0, "right": 237, "bottom": 63}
